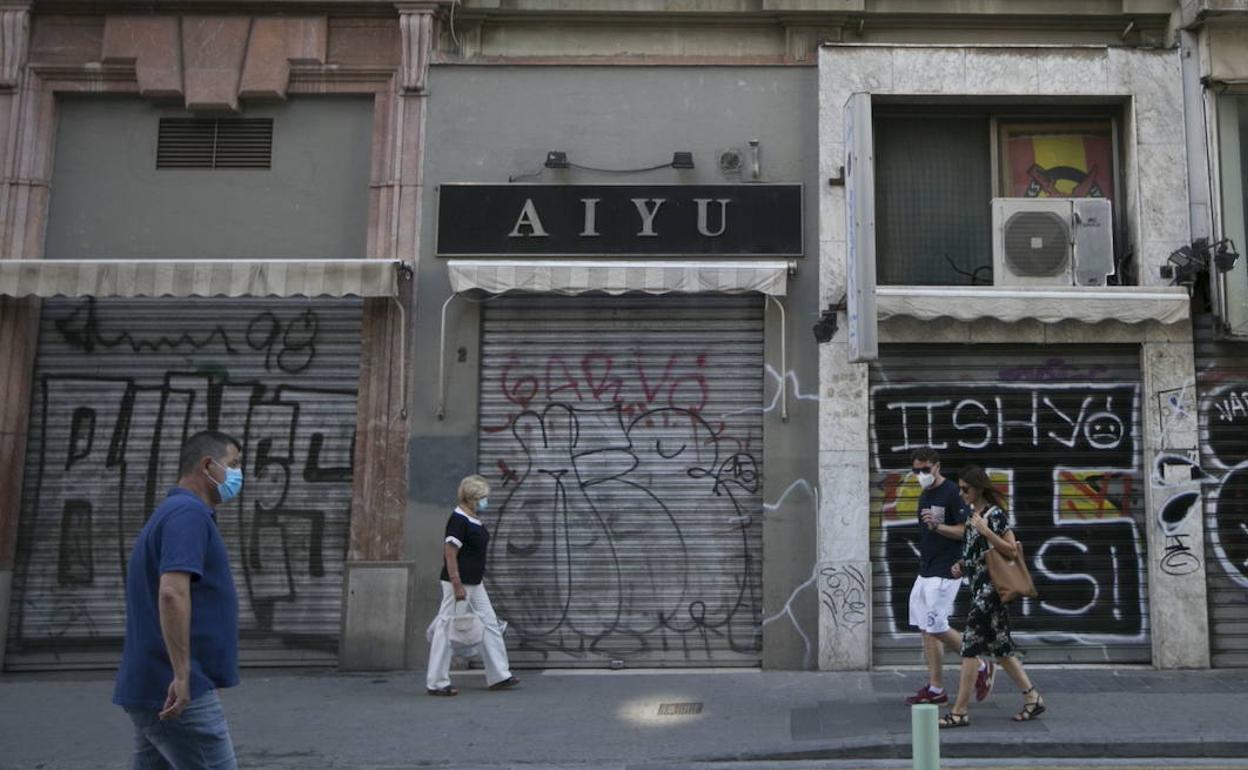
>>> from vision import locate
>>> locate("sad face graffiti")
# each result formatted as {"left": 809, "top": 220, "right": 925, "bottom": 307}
{"left": 1084, "top": 410, "right": 1125, "bottom": 449}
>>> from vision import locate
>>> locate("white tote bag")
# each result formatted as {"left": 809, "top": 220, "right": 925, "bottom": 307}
{"left": 425, "top": 597, "right": 506, "bottom": 660}
{"left": 447, "top": 600, "right": 485, "bottom": 647}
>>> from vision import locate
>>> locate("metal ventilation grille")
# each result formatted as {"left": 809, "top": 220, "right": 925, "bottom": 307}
{"left": 157, "top": 118, "right": 273, "bottom": 170}
{"left": 1003, "top": 210, "right": 1070, "bottom": 276}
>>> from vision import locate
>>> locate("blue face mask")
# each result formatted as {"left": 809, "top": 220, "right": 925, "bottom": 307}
{"left": 209, "top": 460, "right": 244, "bottom": 504}
{"left": 476, "top": 498, "right": 488, "bottom": 513}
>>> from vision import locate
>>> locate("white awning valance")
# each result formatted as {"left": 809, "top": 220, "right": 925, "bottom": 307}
{"left": 446, "top": 259, "right": 790, "bottom": 296}
{"left": 0, "top": 259, "right": 401, "bottom": 299}
{"left": 876, "top": 285, "right": 1191, "bottom": 325}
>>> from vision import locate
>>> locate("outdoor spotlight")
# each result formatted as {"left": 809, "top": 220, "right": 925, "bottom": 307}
{"left": 812, "top": 307, "right": 838, "bottom": 344}
{"left": 1214, "top": 239, "right": 1240, "bottom": 273}
{"left": 1164, "top": 238, "right": 1241, "bottom": 285}
{"left": 544, "top": 150, "right": 569, "bottom": 169}
{"left": 671, "top": 151, "right": 695, "bottom": 170}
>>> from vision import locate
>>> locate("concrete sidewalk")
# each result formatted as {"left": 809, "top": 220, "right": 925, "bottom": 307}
{"left": 1, "top": 666, "right": 1245, "bottom": 769}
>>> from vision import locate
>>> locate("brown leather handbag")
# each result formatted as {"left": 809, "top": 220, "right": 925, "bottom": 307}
{"left": 986, "top": 538, "right": 1038, "bottom": 603}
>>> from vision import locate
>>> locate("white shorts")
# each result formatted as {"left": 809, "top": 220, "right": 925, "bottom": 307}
{"left": 909, "top": 575, "right": 961, "bottom": 634}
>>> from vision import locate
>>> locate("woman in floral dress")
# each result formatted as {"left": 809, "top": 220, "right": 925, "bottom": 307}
{"left": 939, "top": 465, "right": 1045, "bottom": 728}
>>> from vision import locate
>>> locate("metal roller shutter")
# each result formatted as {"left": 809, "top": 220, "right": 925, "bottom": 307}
{"left": 478, "top": 294, "right": 765, "bottom": 667}
{"left": 6, "top": 297, "right": 361, "bottom": 670}
{"left": 1195, "top": 316, "right": 1248, "bottom": 667}
{"left": 869, "top": 344, "right": 1150, "bottom": 665}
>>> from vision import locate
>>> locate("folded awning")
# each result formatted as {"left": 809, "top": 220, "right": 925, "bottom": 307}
{"left": 876, "top": 285, "right": 1191, "bottom": 325}
{"left": 0, "top": 259, "right": 401, "bottom": 299}
{"left": 446, "top": 259, "right": 790, "bottom": 296}
{"left": 1209, "top": 26, "right": 1248, "bottom": 85}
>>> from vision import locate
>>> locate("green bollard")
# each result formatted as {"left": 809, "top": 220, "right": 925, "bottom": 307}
{"left": 911, "top": 703, "right": 940, "bottom": 770}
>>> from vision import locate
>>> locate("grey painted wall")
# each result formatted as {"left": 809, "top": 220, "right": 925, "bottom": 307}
{"left": 45, "top": 96, "right": 373, "bottom": 259}
{"left": 412, "top": 65, "right": 821, "bottom": 669}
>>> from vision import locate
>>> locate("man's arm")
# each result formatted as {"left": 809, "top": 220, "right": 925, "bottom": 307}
{"left": 930, "top": 522, "right": 965, "bottom": 541}
{"left": 920, "top": 509, "right": 966, "bottom": 541}
{"left": 157, "top": 571, "right": 192, "bottom": 719}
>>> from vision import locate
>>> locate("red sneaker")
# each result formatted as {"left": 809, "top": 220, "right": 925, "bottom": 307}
{"left": 904, "top": 685, "right": 949, "bottom": 705}
{"left": 975, "top": 660, "right": 996, "bottom": 702}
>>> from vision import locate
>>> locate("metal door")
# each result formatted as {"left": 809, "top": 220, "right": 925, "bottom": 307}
{"left": 6, "top": 297, "right": 361, "bottom": 670}
{"left": 1196, "top": 316, "right": 1248, "bottom": 667}
{"left": 868, "top": 344, "right": 1150, "bottom": 665}
{"left": 478, "top": 294, "right": 765, "bottom": 666}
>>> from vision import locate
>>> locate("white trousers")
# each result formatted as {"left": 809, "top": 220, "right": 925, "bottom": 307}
{"left": 426, "top": 580, "right": 513, "bottom": 690}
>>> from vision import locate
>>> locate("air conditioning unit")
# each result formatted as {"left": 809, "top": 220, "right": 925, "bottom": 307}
{"left": 992, "top": 197, "right": 1115, "bottom": 287}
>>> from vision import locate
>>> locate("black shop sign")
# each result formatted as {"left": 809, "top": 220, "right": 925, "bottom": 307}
{"left": 436, "top": 184, "right": 803, "bottom": 257}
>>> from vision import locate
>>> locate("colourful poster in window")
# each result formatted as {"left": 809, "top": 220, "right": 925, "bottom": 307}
{"left": 1002, "top": 122, "right": 1115, "bottom": 202}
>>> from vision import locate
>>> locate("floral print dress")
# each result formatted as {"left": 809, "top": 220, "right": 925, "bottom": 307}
{"left": 960, "top": 505, "right": 1016, "bottom": 659}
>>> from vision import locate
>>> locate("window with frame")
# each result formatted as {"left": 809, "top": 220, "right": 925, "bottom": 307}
{"left": 873, "top": 106, "right": 1122, "bottom": 287}
{"left": 1214, "top": 93, "right": 1248, "bottom": 330}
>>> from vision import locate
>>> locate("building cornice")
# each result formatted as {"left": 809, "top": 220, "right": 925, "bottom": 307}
{"left": 30, "top": 0, "right": 450, "bottom": 17}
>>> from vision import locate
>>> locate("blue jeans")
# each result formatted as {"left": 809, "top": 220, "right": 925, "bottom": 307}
{"left": 124, "top": 689, "right": 237, "bottom": 770}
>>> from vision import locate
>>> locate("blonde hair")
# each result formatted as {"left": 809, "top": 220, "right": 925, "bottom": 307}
{"left": 457, "top": 474, "right": 490, "bottom": 508}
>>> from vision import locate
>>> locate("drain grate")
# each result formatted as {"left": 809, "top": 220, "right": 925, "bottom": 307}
{"left": 657, "top": 702, "right": 703, "bottom": 716}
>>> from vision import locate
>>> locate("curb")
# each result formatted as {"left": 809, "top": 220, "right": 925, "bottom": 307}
{"left": 707, "top": 739, "right": 1248, "bottom": 762}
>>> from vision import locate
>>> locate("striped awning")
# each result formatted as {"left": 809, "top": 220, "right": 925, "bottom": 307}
{"left": 446, "top": 259, "right": 790, "bottom": 296}
{"left": 0, "top": 259, "right": 401, "bottom": 299}
{"left": 876, "top": 285, "right": 1191, "bottom": 325}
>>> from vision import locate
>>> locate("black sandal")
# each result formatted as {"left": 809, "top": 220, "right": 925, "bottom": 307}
{"left": 1013, "top": 687, "right": 1045, "bottom": 721}
{"left": 488, "top": 676, "right": 520, "bottom": 691}
{"left": 426, "top": 685, "right": 459, "bottom": 696}
{"left": 938, "top": 711, "right": 970, "bottom": 729}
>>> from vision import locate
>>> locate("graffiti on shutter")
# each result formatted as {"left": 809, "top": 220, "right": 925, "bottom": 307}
{"left": 869, "top": 346, "right": 1149, "bottom": 665}
{"left": 1196, "top": 317, "right": 1248, "bottom": 667}
{"left": 478, "top": 295, "right": 765, "bottom": 666}
{"left": 8, "top": 297, "right": 361, "bottom": 669}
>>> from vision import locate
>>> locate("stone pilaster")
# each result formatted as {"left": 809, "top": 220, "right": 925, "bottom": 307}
{"left": 0, "top": 1, "right": 34, "bottom": 671}
{"left": 1141, "top": 335, "right": 1212, "bottom": 668}
{"left": 817, "top": 339, "right": 873, "bottom": 669}
{"left": 398, "top": 4, "right": 438, "bottom": 93}
{"left": 0, "top": 6, "right": 28, "bottom": 89}
{"left": 341, "top": 3, "right": 442, "bottom": 670}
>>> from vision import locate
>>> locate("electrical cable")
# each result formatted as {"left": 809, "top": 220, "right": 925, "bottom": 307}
{"left": 507, "top": 167, "right": 545, "bottom": 183}
{"left": 943, "top": 253, "right": 992, "bottom": 286}
{"left": 566, "top": 160, "right": 676, "bottom": 174}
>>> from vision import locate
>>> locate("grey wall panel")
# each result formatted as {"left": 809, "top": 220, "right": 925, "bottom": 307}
{"left": 869, "top": 345, "right": 1150, "bottom": 665}
{"left": 1196, "top": 315, "right": 1248, "bottom": 668}
{"left": 415, "top": 65, "right": 820, "bottom": 670}
{"left": 6, "top": 298, "right": 361, "bottom": 670}
{"left": 44, "top": 96, "right": 372, "bottom": 260}
{"left": 478, "top": 295, "right": 765, "bottom": 666}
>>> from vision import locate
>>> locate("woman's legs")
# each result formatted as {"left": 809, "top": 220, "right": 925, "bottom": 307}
{"left": 425, "top": 581, "right": 458, "bottom": 691}
{"left": 996, "top": 655, "right": 1035, "bottom": 696}
{"left": 996, "top": 655, "right": 1043, "bottom": 716}
{"left": 466, "top": 583, "right": 514, "bottom": 686}
{"left": 949, "top": 656, "right": 979, "bottom": 716}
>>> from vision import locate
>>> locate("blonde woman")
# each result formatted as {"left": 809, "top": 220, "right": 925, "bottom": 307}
{"left": 426, "top": 474, "right": 519, "bottom": 696}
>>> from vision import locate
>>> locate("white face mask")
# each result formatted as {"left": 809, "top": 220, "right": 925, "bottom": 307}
{"left": 916, "top": 471, "right": 936, "bottom": 490}
{"left": 476, "top": 497, "right": 488, "bottom": 513}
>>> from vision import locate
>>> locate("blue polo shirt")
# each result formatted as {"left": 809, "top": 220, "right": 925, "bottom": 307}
{"left": 113, "top": 488, "right": 240, "bottom": 710}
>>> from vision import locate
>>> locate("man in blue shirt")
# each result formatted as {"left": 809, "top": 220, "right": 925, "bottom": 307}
{"left": 113, "top": 430, "right": 244, "bottom": 770}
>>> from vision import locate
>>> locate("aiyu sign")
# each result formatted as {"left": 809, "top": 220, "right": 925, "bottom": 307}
{"left": 436, "top": 184, "right": 802, "bottom": 257}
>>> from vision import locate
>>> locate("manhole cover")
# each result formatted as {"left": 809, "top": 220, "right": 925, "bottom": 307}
{"left": 657, "top": 702, "right": 703, "bottom": 716}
